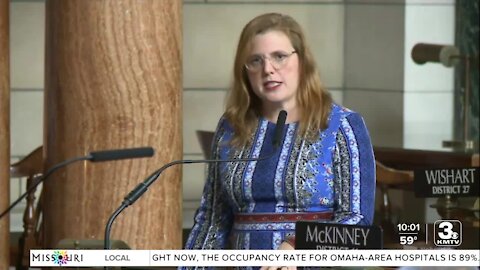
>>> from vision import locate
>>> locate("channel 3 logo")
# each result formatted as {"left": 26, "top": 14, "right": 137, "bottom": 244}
{"left": 433, "top": 220, "right": 462, "bottom": 247}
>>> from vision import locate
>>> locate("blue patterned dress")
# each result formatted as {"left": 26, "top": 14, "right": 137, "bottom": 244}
{"left": 185, "top": 104, "right": 376, "bottom": 252}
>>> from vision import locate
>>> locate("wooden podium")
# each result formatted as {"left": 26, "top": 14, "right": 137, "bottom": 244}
{"left": 374, "top": 147, "right": 479, "bottom": 216}
{"left": 374, "top": 147, "right": 479, "bottom": 249}
{"left": 374, "top": 146, "right": 479, "bottom": 170}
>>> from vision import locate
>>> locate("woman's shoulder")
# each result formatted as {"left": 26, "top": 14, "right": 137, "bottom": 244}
{"left": 328, "top": 103, "right": 354, "bottom": 125}
{"left": 330, "top": 103, "right": 367, "bottom": 124}
{"left": 216, "top": 114, "right": 234, "bottom": 133}
{"left": 329, "top": 103, "right": 370, "bottom": 135}
{"left": 330, "top": 103, "right": 358, "bottom": 118}
{"left": 211, "top": 115, "right": 237, "bottom": 145}
{"left": 321, "top": 103, "right": 368, "bottom": 137}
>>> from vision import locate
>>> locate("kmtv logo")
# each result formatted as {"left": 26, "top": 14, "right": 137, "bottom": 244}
{"left": 434, "top": 220, "right": 462, "bottom": 247}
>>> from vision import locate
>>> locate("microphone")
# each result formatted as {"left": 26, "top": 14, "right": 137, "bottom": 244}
{"left": 411, "top": 43, "right": 460, "bottom": 67}
{"left": 104, "top": 110, "right": 288, "bottom": 249}
{"left": 273, "top": 110, "right": 287, "bottom": 148}
{"left": 0, "top": 147, "right": 155, "bottom": 219}
{"left": 89, "top": 147, "right": 155, "bottom": 162}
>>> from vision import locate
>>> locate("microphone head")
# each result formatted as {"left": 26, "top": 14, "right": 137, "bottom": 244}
{"left": 89, "top": 147, "right": 155, "bottom": 162}
{"left": 411, "top": 43, "right": 460, "bottom": 67}
{"left": 272, "top": 110, "right": 287, "bottom": 148}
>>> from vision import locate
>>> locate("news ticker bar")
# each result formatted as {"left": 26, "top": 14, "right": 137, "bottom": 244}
{"left": 30, "top": 249, "right": 480, "bottom": 267}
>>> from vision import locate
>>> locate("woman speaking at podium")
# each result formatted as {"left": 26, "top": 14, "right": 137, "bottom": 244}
{"left": 183, "top": 12, "right": 376, "bottom": 268}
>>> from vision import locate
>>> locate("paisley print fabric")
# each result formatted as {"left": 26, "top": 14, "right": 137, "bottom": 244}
{"left": 184, "top": 104, "right": 376, "bottom": 257}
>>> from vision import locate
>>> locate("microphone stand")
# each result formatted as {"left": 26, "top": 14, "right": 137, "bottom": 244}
{"left": 0, "top": 156, "right": 89, "bottom": 219}
{"left": 104, "top": 154, "right": 279, "bottom": 250}
{"left": 0, "top": 147, "right": 154, "bottom": 219}
{"left": 104, "top": 111, "right": 288, "bottom": 250}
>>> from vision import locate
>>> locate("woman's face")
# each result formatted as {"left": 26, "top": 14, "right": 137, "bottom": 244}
{"left": 245, "top": 30, "right": 300, "bottom": 112}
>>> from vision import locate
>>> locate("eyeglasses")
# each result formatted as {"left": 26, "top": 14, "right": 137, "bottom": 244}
{"left": 245, "top": 50, "right": 297, "bottom": 72}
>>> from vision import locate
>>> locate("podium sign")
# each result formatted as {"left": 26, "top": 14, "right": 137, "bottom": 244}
{"left": 414, "top": 167, "right": 479, "bottom": 197}
{"left": 295, "top": 222, "right": 383, "bottom": 249}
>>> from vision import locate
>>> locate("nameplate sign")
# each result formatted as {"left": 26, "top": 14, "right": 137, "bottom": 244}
{"left": 414, "top": 167, "right": 479, "bottom": 197}
{"left": 295, "top": 222, "right": 383, "bottom": 250}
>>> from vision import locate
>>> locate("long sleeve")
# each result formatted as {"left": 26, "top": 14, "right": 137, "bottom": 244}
{"left": 283, "top": 111, "right": 376, "bottom": 248}
{"left": 332, "top": 112, "right": 376, "bottom": 225}
{"left": 184, "top": 120, "right": 234, "bottom": 250}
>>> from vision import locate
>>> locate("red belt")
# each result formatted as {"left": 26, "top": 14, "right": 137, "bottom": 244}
{"left": 234, "top": 212, "right": 333, "bottom": 223}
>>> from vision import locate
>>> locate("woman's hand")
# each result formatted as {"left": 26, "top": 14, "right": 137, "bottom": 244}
{"left": 259, "top": 241, "right": 297, "bottom": 270}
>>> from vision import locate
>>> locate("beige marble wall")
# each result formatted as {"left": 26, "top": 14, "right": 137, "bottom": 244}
{"left": 344, "top": 2, "right": 406, "bottom": 148}
{"left": 404, "top": 2, "right": 455, "bottom": 151}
